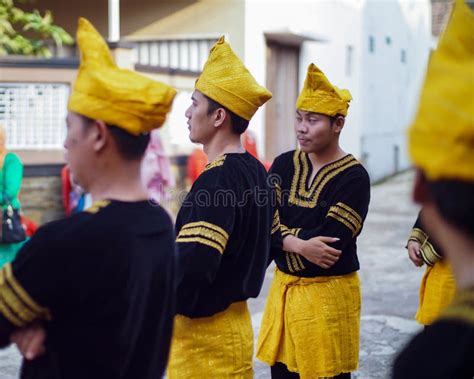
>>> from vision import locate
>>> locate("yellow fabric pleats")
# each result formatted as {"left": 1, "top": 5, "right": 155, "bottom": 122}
{"left": 68, "top": 18, "right": 176, "bottom": 135}
{"left": 167, "top": 301, "right": 253, "bottom": 379}
{"left": 415, "top": 260, "right": 456, "bottom": 325}
{"left": 257, "top": 268, "right": 361, "bottom": 378}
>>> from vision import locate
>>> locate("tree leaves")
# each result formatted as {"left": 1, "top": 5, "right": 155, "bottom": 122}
{"left": 0, "top": 0, "right": 73, "bottom": 57}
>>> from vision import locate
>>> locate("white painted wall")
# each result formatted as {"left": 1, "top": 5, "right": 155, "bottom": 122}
{"left": 358, "top": 0, "right": 432, "bottom": 181}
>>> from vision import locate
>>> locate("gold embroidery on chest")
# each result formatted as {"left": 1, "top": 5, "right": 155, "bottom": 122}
{"left": 289, "top": 151, "right": 359, "bottom": 208}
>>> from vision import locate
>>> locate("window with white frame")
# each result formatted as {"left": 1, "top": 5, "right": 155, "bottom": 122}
{"left": 0, "top": 83, "right": 69, "bottom": 150}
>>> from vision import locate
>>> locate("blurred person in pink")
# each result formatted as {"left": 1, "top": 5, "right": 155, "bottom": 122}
{"left": 142, "top": 129, "right": 175, "bottom": 204}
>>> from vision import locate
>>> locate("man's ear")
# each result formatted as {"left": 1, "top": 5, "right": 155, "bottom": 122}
{"left": 90, "top": 120, "right": 109, "bottom": 152}
{"left": 213, "top": 108, "right": 227, "bottom": 128}
{"left": 413, "top": 168, "right": 431, "bottom": 205}
{"left": 333, "top": 116, "right": 345, "bottom": 133}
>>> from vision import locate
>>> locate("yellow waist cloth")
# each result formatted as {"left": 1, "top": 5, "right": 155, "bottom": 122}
{"left": 167, "top": 301, "right": 253, "bottom": 379}
{"left": 416, "top": 260, "right": 456, "bottom": 325}
{"left": 256, "top": 268, "right": 361, "bottom": 379}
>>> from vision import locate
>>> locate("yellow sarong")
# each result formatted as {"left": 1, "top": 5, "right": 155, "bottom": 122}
{"left": 167, "top": 301, "right": 253, "bottom": 379}
{"left": 257, "top": 268, "right": 361, "bottom": 378}
{"left": 416, "top": 260, "right": 456, "bottom": 325}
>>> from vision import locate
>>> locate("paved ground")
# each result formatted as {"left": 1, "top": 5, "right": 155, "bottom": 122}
{"left": 0, "top": 170, "right": 424, "bottom": 378}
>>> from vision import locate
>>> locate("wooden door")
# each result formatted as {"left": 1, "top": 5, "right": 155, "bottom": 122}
{"left": 264, "top": 42, "right": 299, "bottom": 160}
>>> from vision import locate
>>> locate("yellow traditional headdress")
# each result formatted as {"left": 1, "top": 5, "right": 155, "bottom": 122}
{"left": 68, "top": 18, "right": 176, "bottom": 135}
{"left": 409, "top": 0, "right": 474, "bottom": 181}
{"left": 296, "top": 63, "right": 352, "bottom": 117}
{"left": 195, "top": 36, "right": 272, "bottom": 121}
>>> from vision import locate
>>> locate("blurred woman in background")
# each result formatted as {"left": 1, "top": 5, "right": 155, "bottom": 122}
{"left": 0, "top": 125, "right": 27, "bottom": 268}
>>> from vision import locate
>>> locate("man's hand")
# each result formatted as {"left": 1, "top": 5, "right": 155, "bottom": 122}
{"left": 407, "top": 240, "right": 423, "bottom": 267}
{"left": 297, "top": 236, "right": 342, "bottom": 269}
{"left": 11, "top": 324, "right": 46, "bottom": 360}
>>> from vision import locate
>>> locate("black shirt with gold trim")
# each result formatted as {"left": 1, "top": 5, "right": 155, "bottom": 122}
{"left": 0, "top": 200, "right": 176, "bottom": 379}
{"left": 175, "top": 152, "right": 280, "bottom": 318}
{"left": 270, "top": 150, "right": 370, "bottom": 277}
{"left": 393, "top": 287, "right": 474, "bottom": 379}
{"left": 408, "top": 212, "right": 444, "bottom": 266}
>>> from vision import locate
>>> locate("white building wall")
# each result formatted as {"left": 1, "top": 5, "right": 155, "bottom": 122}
{"left": 358, "top": 0, "right": 432, "bottom": 181}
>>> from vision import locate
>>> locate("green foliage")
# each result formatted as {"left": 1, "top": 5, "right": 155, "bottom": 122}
{"left": 0, "top": 0, "right": 73, "bottom": 57}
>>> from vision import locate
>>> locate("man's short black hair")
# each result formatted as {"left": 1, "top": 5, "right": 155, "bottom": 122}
{"left": 80, "top": 115, "right": 150, "bottom": 160}
{"left": 204, "top": 95, "right": 249, "bottom": 135}
{"left": 329, "top": 114, "right": 345, "bottom": 125}
{"left": 429, "top": 180, "right": 474, "bottom": 237}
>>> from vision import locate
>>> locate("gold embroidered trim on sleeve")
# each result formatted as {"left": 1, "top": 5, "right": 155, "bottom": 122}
{"left": 290, "top": 228, "right": 301, "bottom": 238}
{"left": 0, "top": 264, "right": 52, "bottom": 327}
{"left": 280, "top": 224, "right": 300, "bottom": 238}
{"left": 408, "top": 228, "right": 428, "bottom": 245}
{"left": 177, "top": 227, "right": 227, "bottom": 249}
{"left": 271, "top": 210, "right": 281, "bottom": 235}
{"left": 327, "top": 212, "right": 357, "bottom": 237}
{"left": 180, "top": 221, "right": 229, "bottom": 240}
{"left": 336, "top": 202, "right": 362, "bottom": 224}
{"left": 281, "top": 224, "right": 291, "bottom": 237}
{"left": 294, "top": 254, "right": 305, "bottom": 270}
{"left": 0, "top": 298, "right": 23, "bottom": 327}
{"left": 327, "top": 204, "right": 362, "bottom": 237}
{"left": 275, "top": 184, "right": 282, "bottom": 205}
{"left": 176, "top": 221, "right": 230, "bottom": 254}
{"left": 420, "top": 240, "right": 442, "bottom": 266}
{"left": 176, "top": 236, "right": 225, "bottom": 254}
{"left": 285, "top": 253, "right": 294, "bottom": 273}
{"left": 284, "top": 252, "right": 305, "bottom": 273}
{"left": 289, "top": 253, "right": 302, "bottom": 272}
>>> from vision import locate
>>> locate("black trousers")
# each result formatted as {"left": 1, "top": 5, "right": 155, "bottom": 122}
{"left": 271, "top": 362, "right": 351, "bottom": 379}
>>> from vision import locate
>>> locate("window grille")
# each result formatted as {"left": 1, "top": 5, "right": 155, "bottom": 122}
{"left": 0, "top": 82, "right": 69, "bottom": 150}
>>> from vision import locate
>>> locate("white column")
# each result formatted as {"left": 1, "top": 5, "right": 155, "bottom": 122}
{"left": 108, "top": 0, "right": 120, "bottom": 42}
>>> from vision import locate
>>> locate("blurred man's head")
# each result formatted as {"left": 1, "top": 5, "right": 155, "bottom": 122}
{"left": 65, "top": 18, "right": 176, "bottom": 189}
{"left": 410, "top": 0, "right": 474, "bottom": 244}
{"left": 64, "top": 112, "right": 151, "bottom": 190}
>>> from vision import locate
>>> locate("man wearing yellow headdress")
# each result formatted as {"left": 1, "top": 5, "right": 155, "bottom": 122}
{"left": 167, "top": 36, "right": 277, "bottom": 378}
{"left": 393, "top": 1, "right": 474, "bottom": 377}
{"left": 256, "top": 63, "right": 371, "bottom": 379}
{"left": 0, "top": 18, "right": 177, "bottom": 378}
